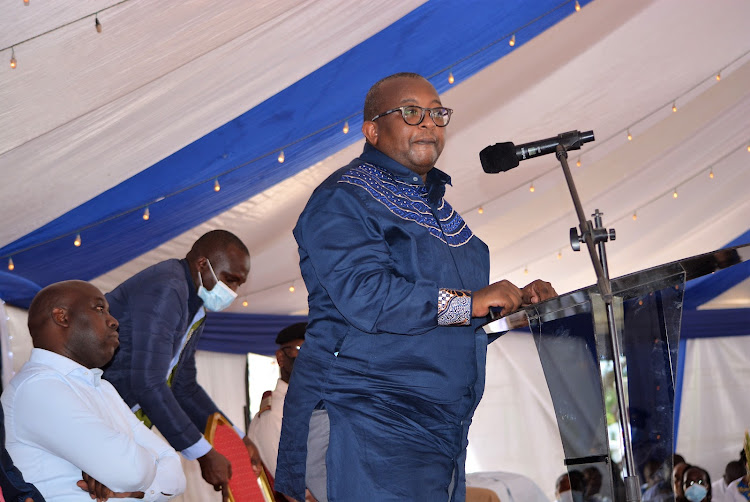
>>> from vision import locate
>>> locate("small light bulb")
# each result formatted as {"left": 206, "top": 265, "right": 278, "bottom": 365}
{"left": 715, "top": 73, "right": 721, "bottom": 82}
{"left": 95, "top": 15, "right": 102, "bottom": 33}
{"left": 709, "top": 168, "right": 714, "bottom": 179}
{"left": 10, "top": 48, "right": 17, "bottom": 69}
{"left": 524, "top": 266, "right": 529, "bottom": 275}
{"left": 278, "top": 150, "right": 285, "bottom": 163}
{"left": 529, "top": 182, "right": 535, "bottom": 193}
{"left": 8, "top": 257, "right": 14, "bottom": 271}
{"left": 672, "top": 102, "right": 677, "bottom": 113}
{"left": 632, "top": 211, "right": 637, "bottom": 221}
{"left": 74, "top": 233, "right": 82, "bottom": 247}
{"left": 557, "top": 250, "right": 562, "bottom": 260}
{"left": 242, "top": 301, "right": 248, "bottom": 307}
{"left": 143, "top": 207, "right": 150, "bottom": 220}
{"left": 627, "top": 130, "right": 632, "bottom": 141}
{"left": 672, "top": 189, "right": 678, "bottom": 199}
{"left": 477, "top": 206, "right": 484, "bottom": 214}
{"left": 576, "top": 158, "right": 581, "bottom": 167}
{"left": 289, "top": 285, "right": 295, "bottom": 293}
{"left": 575, "top": 0, "right": 581, "bottom": 12}
{"left": 747, "top": 145, "right": 750, "bottom": 153}
{"left": 448, "top": 71, "right": 455, "bottom": 84}
{"left": 509, "top": 34, "right": 516, "bottom": 47}
{"left": 214, "top": 179, "right": 220, "bottom": 192}
{"left": 342, "top": 121, "right": 349, "bottom": 134}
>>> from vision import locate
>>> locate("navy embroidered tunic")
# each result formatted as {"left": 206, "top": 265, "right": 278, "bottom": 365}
{"left": 275, "top": 144, "right": 490, "bottom": 501}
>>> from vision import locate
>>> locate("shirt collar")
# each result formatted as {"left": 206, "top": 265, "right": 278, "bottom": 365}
{"left": 30, "top": 348, "right": 104, "bottom": 386}
{"left": 181, "top": 258, "right": 204, "bottom": 317}
{"left": 359, "top": 143, "right": 452, "bottom": 198}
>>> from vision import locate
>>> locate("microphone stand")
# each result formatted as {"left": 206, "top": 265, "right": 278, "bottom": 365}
{"left": 555, "top": 143, "right": 641, "bottom": 502}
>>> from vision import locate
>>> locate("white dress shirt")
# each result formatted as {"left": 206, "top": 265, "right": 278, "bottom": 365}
{"left": 713, "top": 478, "right": 729, "bottom": 502}
{"left": 248, "top": 378, "right": 287, "bottom": 477}
{"left": 1, "top": 349, "right": 186, "bottom": 501}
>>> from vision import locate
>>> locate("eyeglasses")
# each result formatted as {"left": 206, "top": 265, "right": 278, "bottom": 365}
{"left": 371, "top": 105, "right": 453, "bottom": 127}
{"left": 280, "top": 345, "right": 301, "bottom": 357}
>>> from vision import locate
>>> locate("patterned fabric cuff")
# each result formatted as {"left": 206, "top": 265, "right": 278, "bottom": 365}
{"left": 437, "top": 289, "right": 472, "bottom": 326}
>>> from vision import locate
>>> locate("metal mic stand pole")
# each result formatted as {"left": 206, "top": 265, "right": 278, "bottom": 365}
{"left": 555, "top": 144, "right": 641, "bottom": 502}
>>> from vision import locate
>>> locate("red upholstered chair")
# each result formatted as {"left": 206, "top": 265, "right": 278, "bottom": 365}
{"left": 205, "top": 413, "right": 274, "bottom": 502}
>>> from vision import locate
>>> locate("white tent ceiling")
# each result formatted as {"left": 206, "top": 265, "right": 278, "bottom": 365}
{"left": 2, "top": 0, "right": 750, "bottom": 315}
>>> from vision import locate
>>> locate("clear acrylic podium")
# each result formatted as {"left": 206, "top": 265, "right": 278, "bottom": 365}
{"left": 482, "top": 244, "right": 750, "bottom": 501}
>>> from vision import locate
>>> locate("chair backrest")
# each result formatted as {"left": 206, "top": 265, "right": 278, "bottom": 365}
{"left": 205, "top": 412, "right": 274, "bottom": 502}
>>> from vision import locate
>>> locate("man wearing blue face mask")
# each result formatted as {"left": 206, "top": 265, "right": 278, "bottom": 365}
{"left": 101, "top": 230, "right": 258, "bottom": 502}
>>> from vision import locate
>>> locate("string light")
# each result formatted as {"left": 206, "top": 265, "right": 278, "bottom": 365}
{"left": 10, "top": 47, "right": 17, "bottom": 69}
{"left": 575, "top": 0, "right": 581, "bottom": 12}
{"left": 448, "top": 71, "right": 455, "bottom": 84}
{"left": 632, "top": 211, "right": 637, "bottom": 221}
{"left": 709, "top": 167, "right": 714, "bottom": 179}
{"left": 672, "top": 188, "right": 678, "bottom": 199}
{"left": 95, "top": 14, "right": 102, "bottom": 33}
{"left": 8, "top": 257, "right": 14, "bottom": 271}
{"left": 142, "top": 206, "right": 150, "bottom": 220}
{"left": 747, "top": 145, "right": 750, "bottom": 153}
{"left": 288, "top": 284, "right": 295, "bottom": 293}
{"left": 576, "top": 158, "right": 581, "bottom": 167}
{"left": 242, "top": 300, "right": 248, "bottom": 307}
{"left": 672, "top": 102, "right": 677, "bottom": 113}
{"left": 523, "top": 266, "right": 529, "bottom": 275}
{"left": 557, "top": 250, "right": 562, "bottom": 260}
{"left": 627, "top": 129, "right": 632, "bottom": 141}
{"left": 529, "top": 181, "right": 535, "bottom": 193}
{"left": 278, "top": 150, "right": 285, "bottom": 163}
{"left": 213, "top": 179, "right": 220, "bottom": 192}
{"left": 74, "top": 233, "right": 82, "bottom": 247}
{"left": 716, "top": 73, "right": 721, "bottom": 82}
{"left": 342, "top": 121, "right": 349, "bottom": 134}
{"left": 509, "top": 34, "right": 516, "bottom": 47}
{"left": 477, "top": 206, "right": 484, "bottom": 214}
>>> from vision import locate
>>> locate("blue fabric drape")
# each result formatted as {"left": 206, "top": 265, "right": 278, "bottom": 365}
{"left": 198, "top": 313, "right": 308, "bottom": 356}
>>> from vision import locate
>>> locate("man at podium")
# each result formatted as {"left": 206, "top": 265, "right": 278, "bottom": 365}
{"left": 274, "top": 72, "right": 556, "bottom": 502}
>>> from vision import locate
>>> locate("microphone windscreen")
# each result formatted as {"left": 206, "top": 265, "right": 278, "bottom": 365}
{"left": 479, "top": 142, "right": 518, "bottom": 173}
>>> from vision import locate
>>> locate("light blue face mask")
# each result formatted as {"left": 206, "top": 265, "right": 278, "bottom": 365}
{"left": 197, "top": 258, "right": 238, "bottom": 312}
{"left": 684, "top": 484, "right": 708, "bottom": 502}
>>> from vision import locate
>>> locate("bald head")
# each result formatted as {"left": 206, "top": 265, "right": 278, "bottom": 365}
{"left": 27, "top": 280, "right": 120, "bottom": 368}
{"left": 363, "top": 72, "right": 427, "bottom": 122}
{"left": 28, "top": 280, "right": 91, "bottom": 339}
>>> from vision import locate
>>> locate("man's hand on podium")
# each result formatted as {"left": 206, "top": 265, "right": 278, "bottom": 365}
{"left": 472, "top": 279, "right": 557, "bottom": 317}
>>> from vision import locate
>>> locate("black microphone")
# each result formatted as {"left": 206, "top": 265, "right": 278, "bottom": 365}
{"left": 480, "top": 130, "right": 595, "bottom": 173}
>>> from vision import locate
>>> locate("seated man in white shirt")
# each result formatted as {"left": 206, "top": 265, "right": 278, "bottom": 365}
{"left": 1, "top": 280, "right": 186, "bottom": 501}
{"left": 248, "top": 322, "right": 306, "bottom": 479}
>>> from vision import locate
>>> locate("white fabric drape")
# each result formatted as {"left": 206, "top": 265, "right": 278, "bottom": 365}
{"left": 676, "top": 335, "right": 750, "bottom": 487}
{"left": 467, "top": 331, "right": 564, "bottom": 501}
{"left": 172, "top": 350, "right": 249, "bottom": 502}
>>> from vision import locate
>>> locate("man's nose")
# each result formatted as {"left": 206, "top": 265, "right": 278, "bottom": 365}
{"left": 108, "top": 315, "right": 119, "bottom": 331}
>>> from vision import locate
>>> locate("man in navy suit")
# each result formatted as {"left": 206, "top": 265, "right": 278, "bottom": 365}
{"left": 102, "top": 230, "right": 259, "bottom": 501}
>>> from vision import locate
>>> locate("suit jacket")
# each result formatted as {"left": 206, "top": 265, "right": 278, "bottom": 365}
{"left": 102, "top": 259, "right": 222, "bottom": 452}
{"left": 1, "top": 404, "right": 45, "bottom": 501}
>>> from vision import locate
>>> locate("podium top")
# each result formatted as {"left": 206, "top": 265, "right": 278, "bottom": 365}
{"left": 483, "top": 243, "right": 750, "bottom": 334}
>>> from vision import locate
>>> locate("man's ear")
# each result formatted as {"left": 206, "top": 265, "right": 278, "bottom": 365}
{"left": 275, "top": 348, "right": 284, "bottom": 367}
{"left": 51, "top": 307, "right": 69, "bottom": 328}
{"left": 362, "top": 120, "right": 378, "bottom": 145}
